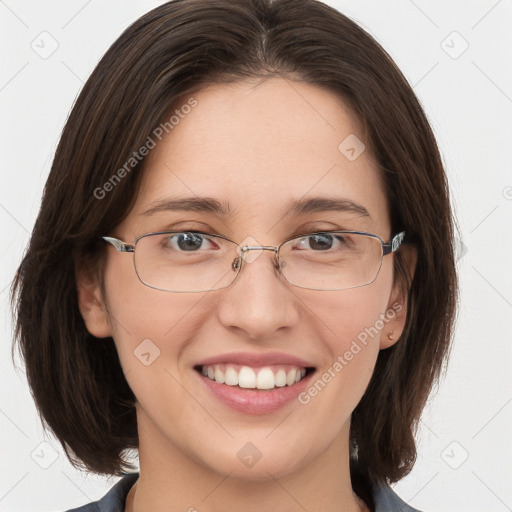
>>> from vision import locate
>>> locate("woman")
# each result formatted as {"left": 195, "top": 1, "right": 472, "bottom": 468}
{"left": 12, "top": 0, "right": 458, "bottom": 511}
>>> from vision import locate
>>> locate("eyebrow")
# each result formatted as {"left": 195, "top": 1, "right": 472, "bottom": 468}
{"left": 142, "top": 197, "right": 230, "bottom": 216}
{"left": 286, "top": 197, "right": 370, "bottom": 218}
{"left": 141, "top": 196, "right": 371, "bottom": 219}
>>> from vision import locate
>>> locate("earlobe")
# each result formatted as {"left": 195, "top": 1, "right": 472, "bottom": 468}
{"left": 380, "top": 244, "right": 417, "bottom": 349}
{"left": 379, "top": 301, "right": 406, "bottom": 349}
{"left": 76, "top": 265, "right": 112, "bottom": 338}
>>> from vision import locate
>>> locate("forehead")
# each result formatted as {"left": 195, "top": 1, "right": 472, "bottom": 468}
{"left": 130, "top": 78, "right": 390, "bottom": 236}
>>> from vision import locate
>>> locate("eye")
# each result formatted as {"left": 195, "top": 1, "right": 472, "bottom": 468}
{"left": 163, "top": 232, "right": 219, "bottom": 252}
{"left": 292, "top": 232, "right": 348, "bottom": 251}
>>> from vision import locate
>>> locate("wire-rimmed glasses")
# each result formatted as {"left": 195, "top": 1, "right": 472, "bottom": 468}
{"left": 102, "top": 230, "right": 406, "bottom": 293}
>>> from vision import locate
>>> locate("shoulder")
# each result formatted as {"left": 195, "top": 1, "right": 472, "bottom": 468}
{"left": 372, "top": 481, "right": 423, "bottom": 512}
{"left": 64, "top": 473, "right": 139, "bottom": 512}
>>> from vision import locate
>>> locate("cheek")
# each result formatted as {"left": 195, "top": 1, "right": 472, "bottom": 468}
{"left": 296, "top": 261, "right": 394, "bottom": 408}
{"left": 305, "top": 267, "right": 394, "bottom": 357}
{"left": 101, "top": 259, "right": 212, "bottom": 421}
{"left": 101, "top": 253, "right": 206, "bottom": 374}
{"left": 294, "top": 296, "right": 387, "bottom": 446}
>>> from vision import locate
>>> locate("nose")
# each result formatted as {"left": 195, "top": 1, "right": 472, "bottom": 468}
{"left": 216, "top": 246, "right": 301, "bottom": 340}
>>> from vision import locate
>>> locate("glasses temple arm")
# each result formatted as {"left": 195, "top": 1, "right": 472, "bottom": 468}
{"left": 102, "top": 236, "right": 135, "bottom": 253}
{"left": 382, "top": 231, "right": 406, "bottom": 256}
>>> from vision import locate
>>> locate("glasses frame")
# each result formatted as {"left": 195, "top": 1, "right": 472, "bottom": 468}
{"left": 102, "top": 230, "right": 406, "bottom": 292}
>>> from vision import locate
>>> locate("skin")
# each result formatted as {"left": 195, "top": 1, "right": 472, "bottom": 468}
{"left": 77, "top": 78, "right": 416, "bottom": 512}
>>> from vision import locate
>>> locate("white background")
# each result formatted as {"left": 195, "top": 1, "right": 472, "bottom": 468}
{"left": 1, "top": 1, "right": 511, "bottom": 511}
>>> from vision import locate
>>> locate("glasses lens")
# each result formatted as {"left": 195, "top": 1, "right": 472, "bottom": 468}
{"left": 134, "top": 232, "right": 238, "bottom": 292}
{"left": 279, "top": 232, "right": 384, "bottom": 290}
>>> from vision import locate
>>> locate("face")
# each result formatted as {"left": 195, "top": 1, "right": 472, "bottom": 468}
{"left": 80, "top": 78, "right": 408, "bottom": 481}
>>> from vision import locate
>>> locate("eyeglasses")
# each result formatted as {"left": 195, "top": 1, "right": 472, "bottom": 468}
{"left": 102, "top": 230, "right": 406, "bottom": 293}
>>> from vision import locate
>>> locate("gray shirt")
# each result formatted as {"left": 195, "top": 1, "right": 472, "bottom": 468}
{"left": 65, "top": 473, "right": 421, "bottom": 512}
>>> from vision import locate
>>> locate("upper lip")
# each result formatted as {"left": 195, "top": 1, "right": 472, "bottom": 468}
{"left": 195, "top": 351, "right": 316, "bottom": 368}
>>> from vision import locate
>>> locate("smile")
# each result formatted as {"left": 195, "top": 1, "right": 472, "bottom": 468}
{"left": 198, "top": 364, "right": 310, "bottom": 390}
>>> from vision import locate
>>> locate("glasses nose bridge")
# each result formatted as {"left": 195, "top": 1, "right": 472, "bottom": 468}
{"left": 240, "top": 243, "right": 279, "bottom": 259}
{"left": 237, "top": 244, "right": 280, "bottom": 269}
{"left": 240, "top": 244, "right": 278, "bottom": 253}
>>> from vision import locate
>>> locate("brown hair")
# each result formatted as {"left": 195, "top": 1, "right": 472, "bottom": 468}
{"left": 11, "top": 0, "right": 458, "bottom": 486}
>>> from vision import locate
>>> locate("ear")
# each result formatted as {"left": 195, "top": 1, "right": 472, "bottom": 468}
{"left": 380, "top": 244, "right": 417, "bottom": 349}
{"left": 75, "top": 262, "right": 113, "bottom": 338}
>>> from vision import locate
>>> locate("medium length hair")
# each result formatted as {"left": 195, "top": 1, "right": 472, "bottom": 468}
{"left": 12, "top": 0, "right": 458, "bottom": 485}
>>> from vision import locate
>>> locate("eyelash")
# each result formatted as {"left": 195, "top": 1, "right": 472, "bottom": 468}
{"left": 162, "top": 228, "right": 345, "bottom": 239}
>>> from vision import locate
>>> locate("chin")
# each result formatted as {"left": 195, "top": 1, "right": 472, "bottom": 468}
{"left": 192, "top": 435, "right": 316, "bottom": 482}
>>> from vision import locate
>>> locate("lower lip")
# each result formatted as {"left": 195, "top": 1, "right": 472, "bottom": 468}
{"left": 195, "top": 370, "right": 315, "bottom": 414}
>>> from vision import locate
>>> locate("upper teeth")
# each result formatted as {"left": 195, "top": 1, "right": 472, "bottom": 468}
{"left": 201, "top": 364, "right": 307, "bottom": 390}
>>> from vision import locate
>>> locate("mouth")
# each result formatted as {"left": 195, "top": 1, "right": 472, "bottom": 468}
{"left": 193, "top": 352, "right": 317, "bottom": 414}
{"left": 194, "top": 363, "right": 316, "bottom": 391}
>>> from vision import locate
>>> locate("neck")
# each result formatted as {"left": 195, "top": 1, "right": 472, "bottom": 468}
{"left": 126, "top": 410, "right": 368, "bottom": 512}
